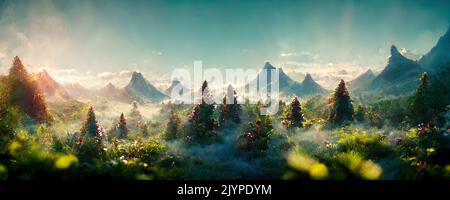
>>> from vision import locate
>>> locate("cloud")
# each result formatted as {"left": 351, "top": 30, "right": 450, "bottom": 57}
{"left": 97, "top": 70, "right": 133, "bottom": 80}
{"left": 279, "top": 51, "right": 320, "bottom": 62}
{"left": 152, "top": 51, "right": 163, "bottom": 56}
{"left": 399, "top": 48, "right": 422, "bottom": 61}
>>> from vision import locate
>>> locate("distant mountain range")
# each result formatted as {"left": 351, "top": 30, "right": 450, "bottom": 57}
{"left": 36, "top": 70, "right": 75, "bottom": 102}
{"left": 245, "top": 62, "right": 328, "bottom": 98}
{"left": 62, "top": 71, "right": 168, "bottom": 103}
{"left": 351, "top": 27, "right": 450, "bottom": 96}
{"left": 29, "top": 27, "right": 450, "bottom": 102}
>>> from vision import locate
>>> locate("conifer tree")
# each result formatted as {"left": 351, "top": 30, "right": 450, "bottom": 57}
{"left": 188, "top": 81, "right": 217, "bottom": 140}
{"left": 219, "top": 85, "right": 241, "bottom": 124}
{"left": 80, "top": 106, "right": 103, "bottom": 138}
{"left": 283, "top": 97, "right": 304, "bottom": 128}
{"left": 117, "top": 113, "right": 128, "bottom": 138}
{"left": 166, "top": 110, "right": 181, "bottom": 140}
{"left": 129, "top": 101, "right": 143, "bottom": 128}
{"left": 409, "top": 72, "right": 430, "bottom": 123}
{"left": 78, "top": 106, "right": 104, "bottom": 158}
{"left": 6, "top": 56, "right": 50, "bottom": 123}
{"left": 141, "top": 123, "right": 149, "bottom": 137}
{"left": 329, "top": 80, "right": 354, "bottom": 123}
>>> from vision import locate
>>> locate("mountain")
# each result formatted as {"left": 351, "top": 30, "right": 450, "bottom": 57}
{"left": 367, "top": 45, "right": 424, "bottom": 95}
{"left": 246, "top": 62, "right": 327, "bottom": 98}
{"left": 300, "top": 73, "right": 328, "bottom": 96}
{"left": 63, "top": 83, "right": 94, "bottom": 100}
{"left": 36, "top": 69, "right": 73, "bottom": 101}
{"left": 165, "top": 79, "right": 190, "bottom": 96}
{"left": 124, "top": 72, "right": 167, "bottom": 103}
{"left": 419, "top": 27, "right": 450, "bottom": 73}
{"left": 98, "top": 82, "right": 132, "bottom": 103}
{"left": 348, "top": 69, "right": 376, "bottom": 91}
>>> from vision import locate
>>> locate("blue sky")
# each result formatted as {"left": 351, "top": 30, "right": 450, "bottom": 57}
{"left": 0, "top": 0, "right": 449, "bottom": 87}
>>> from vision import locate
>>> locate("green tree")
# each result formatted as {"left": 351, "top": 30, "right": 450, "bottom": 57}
{"left": 117, "top": 113, "right": 128, "bottom": 138}
{"left": 283, "top": 97, "right": 304, "bottom": 129}
{"left": 408, "top": 72, "right": 430, "bottom": 124}
{"left": 329, "top": 80, "right": 354, "bottom": 123}
{"left": 187, "top": 81, "right": 217, "bottom": 142}
{"left": 80, "top": 106, "right": 103, "bottom": 138}
{"left": 236, "top": 116, "right": 273, "bottom": 155}
{"left": 166, "top": 110, "right": 181, "bottom": 140}
{"left": 219, "top": 84, "right": 241, "bottom": 124}
{"left": 129, "top": 101, "right": 143, "bottom": 128}
{"left": 6, "top": 56, "right": 50, "bottom": 123}
{"left": 78, "top": 106, "right": 104, "bottom": 159}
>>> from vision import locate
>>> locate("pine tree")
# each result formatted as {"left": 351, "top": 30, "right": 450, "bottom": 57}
{"left": 80, "top": 106, "right": 103, "bottom": 138}
{"left": 188, "top": 81, "right": 217, "bottom": 141}
{"left": 329, "top": 80, "right": 354, "bottom": 123}
{"left": 141, "top": 123, "right": 149, "bottom": 137}
{"left": 78, "top": 106, "right": 103, "bottom": 158}
{"left": 6, "top": 56, "right": 50, "bottom": 123}
{"left": 129, "top": 101, "right": 143, "bottom": 128}
{"left": 409, "top": 72, "right": 430, "bottom": 123}
{"left": 166, "top": 110, "right": 181, "bottom": 140}
{"left": 283, "top": 97, "right": 304, "bottom": 129}
{"left": 219, "top": 85, "right": 241, "bottom": 124}
{"left": 117, "top": 113, "right": 128, "bottom": 138}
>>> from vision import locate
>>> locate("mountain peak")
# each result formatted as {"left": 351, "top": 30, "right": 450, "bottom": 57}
{"left": 304, "top": 73, "right": 313, "bottom": 81}
{"left": 263, "top": 62, "right": 275, "bottom": 70}
{"left": 365, "top": 69, "right": 374, "bottom": 75}
{"left": 126, "top": 71, "right": 167, "bottom": 102}
{"left": 419, "top": 26, "right": 450, "bottom": 71}
{"left": 390, "top": 45, "right": 401, "bottom": 57}
{"left": 131, "top": 71, "right": 144, "bottom": 79}
{"left": 105, "top": 82, "right": 116, "bottom": 89}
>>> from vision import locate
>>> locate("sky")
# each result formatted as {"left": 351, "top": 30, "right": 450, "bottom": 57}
{"left": 0, "top": 0, "right": 449, "bottom": 88}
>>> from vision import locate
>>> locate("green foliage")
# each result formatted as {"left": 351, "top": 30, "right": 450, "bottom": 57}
{"left": 328, "top": 80, "right": 354, "bottom": 124}
{"left": 236, "top": 116, "right": 274, "bottom": 157}
{"left": 282, "top": 97, "right": 304, "bottom": 129}
{"left": 219, "top": 85, "right": 242, "bottom": 125}
{"left": 165, "top": 110, "right": 181, "bottom": 140}
{"left": 186, "top": 81, "right": 219, "bottom": 144}
{"left": 4, "top": 56, "right": 51, "bottom": 123}
{"left": 0, "top": 106, "right": 21, "bottom": 152}
{"left": 408, "top": 72, "right": 431, "bottom": 124}
{"left": 117, "top": 113, "right": 129, "bottom": 138}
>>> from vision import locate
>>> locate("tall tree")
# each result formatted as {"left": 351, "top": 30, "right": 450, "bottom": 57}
{"left": 219, "top": 84, "right": 241, "bottom": 124}
{"left": 6, "top": 56, "right": 50, "bottom": 123}
{"left": 129, "top": 100, "right": 143, "bottom": 128}
{"left": 283, "top": 97, "right": 304, "bottom": 129}
{"left": 80, "top": 106, "right": 103, "bottom": 138}
{"left": 166, "top": 110, "right": 181, "bottom": 140}
{"left": 78, "top": 106, "right": 104, "bottom": 159}
{"left": 188, "top": 81, "right": 217, "bottom": 141}
{"left": 117, "top": 113, "right": 128, "bottom": 138}
{"left": 409, "top": 72, "right": 430, "bottom": 123}
{"left": 329, "top": 80, "right": 354, "bottom": 123}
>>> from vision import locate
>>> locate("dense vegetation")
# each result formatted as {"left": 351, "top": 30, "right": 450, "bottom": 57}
{"left": 0, "top": 57, "right": 449, "bottom": 180}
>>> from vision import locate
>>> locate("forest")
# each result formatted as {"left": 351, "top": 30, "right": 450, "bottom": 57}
{"left": 0, "top": 51, "right": 449, "bottom": 180}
